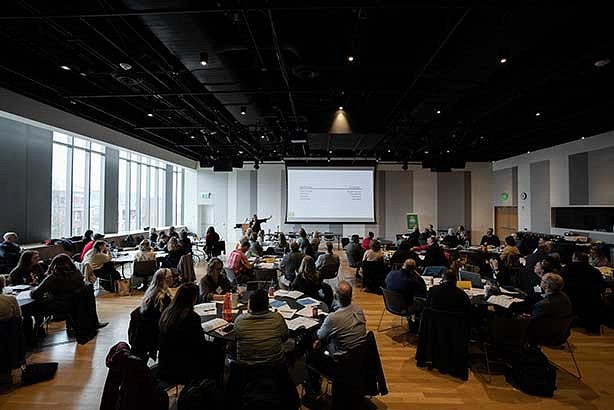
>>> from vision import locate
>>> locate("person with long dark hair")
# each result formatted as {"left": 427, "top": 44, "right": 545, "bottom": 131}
{"left": 9, "top": 250, "right": 46, "bottom": 285}
{"left": 158, "top": 283, "right": 209, "bottom": 383}
{"left": 204, "top": 226, "right": 220, "bottom": 260}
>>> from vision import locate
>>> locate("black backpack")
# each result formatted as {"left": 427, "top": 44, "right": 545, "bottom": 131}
{"left": 178, "top": 378, "right": 222, "bottom": 410}
{"left": 506, "top": 347, "right": 557, "bottom": 397}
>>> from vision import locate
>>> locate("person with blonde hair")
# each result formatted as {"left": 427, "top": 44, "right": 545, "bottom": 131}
{"left": 162, "top": 237, "right": 183, "bottom": 269}
{"left": 134, "top": 239, "right": 156, "bottom": 262}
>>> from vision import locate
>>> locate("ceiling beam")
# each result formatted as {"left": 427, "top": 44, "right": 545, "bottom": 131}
{"left": 65, "top": 89, "right": 402, "bottom": 98}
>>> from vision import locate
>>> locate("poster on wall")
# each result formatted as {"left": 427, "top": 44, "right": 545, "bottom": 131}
{"left": 406, "top": 213, "right": 419, "bottom": 230}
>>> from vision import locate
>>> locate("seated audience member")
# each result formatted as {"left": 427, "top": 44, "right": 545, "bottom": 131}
{"left": 307, "top": 238, "right": 319, "bottom": 259}
{"left": 480, "top": 228, "right": 501, "bottom": 248}
{"left": 315, "top": 242, "right": 340, "bottom": 276}
{"left": 407, "top": 226, "right": 421, "bottom": 247}
{"left": 442, "top": 228, "right": 460, "bottom": 248}
{"left": 80, "top": 233, "right": 104, "bottom": 261}
{"left": 277, "top": 232, "right": 289, "bottom": 253}
{"left": 344, "top": 234, "right": 364, "bottom": 267}
{"left": 362, "top": 231, "right": 375, "bottom": 251}
{"left": 247, "top": 232, "right": 263, "bottom": 257}
{"left": 363, "top": 240, "right": 385, "bottom": 262}
{"left": 82, "top": 230, "right": 94, "bottom": 245}
{"left": 204, "top": 226, "right": 220, "bottom": 260}
{"left": 527, "top": 273, "right": 573, "bottom": 345}
{"left": 523, "top": 257, "right": 558, "bottom": 304}
{"left": 524, "top": 240, "right": 553, "bottom": 273}
{"left": 302, "top": 237, "right": 315, "bottom": 259}
{"left": 179, "top": 230, "right": 192, "bottom": 255}
{"left": 134, "top": 240, "right": 156, "bottom": 262}
{"left": 560, "top": 252, "right": 605, "bottom": 333}
{"left": 590, "top": 245, "right": 610, "bottom": 268}
{"left": 385, "top": 259, "right": 427, "bottom": 310}
{"left": 486, "top": 255, "right": 512, "bottom": 286}
{"left": 148, "top": 227, "right": 158, "bottom": 243}
{"left": 9, "top": 250, "right": 46, "bottom": 285}
{"left": 199, "top": 258, "right": 232, "bottom": 302}
{"left": 83, "top": 240, "right": 121, "bottom": 291}
{"left": 390, "top": 241, "right": 420, "bottom": 267}
{"left": 426, "top": 269, "right": 471, "bottom": 314}
{"left": 227, "top": 239, "right": 254, "bottom": 283}
{"left": 130, "top": 269, "right": 172, "bottom": 361}
{"left": 292, "top": 256, "right": 333, "bottom": 307}
{"left": 162, "top": 237, "right": 183, "bottom": 269}
{"left": 457, "top": 225, "right": 467, "bottom": 243}
{"left": 168, "top": 226, "right": 179, "bottom": 239}
{"left": 257, "top": 229, "right": 265, "bottom": 245}
{"left": 0, "top": 275, "right": 21, "bottom": 322}
{"left": 31, "top": 254, "right": 85, "bottom": 314}
{"left": 0, "top": 232, "right": 21, "bottom": 273}
{"left": 422, "top": 238, "right": 449, "bottom": 267}
{"left": 157, "top": 233, "right": 170, "bottom": 251}
{"left": 296, "top": 228, "right": 308, "bottom": 252}
{"left": 280, "top": 241, "right": 304, "bottom": 282}
{"left": 500, "top": 236, "right": 520, "bottom": 262}
{"left": 305, "top": 280, "right": 366, "bottom": 395}
{"left": 158, "top": 283, "right": 209, "bottom": 383}
{"left": 234, "top": 289, "right": 289, "bottom": 365}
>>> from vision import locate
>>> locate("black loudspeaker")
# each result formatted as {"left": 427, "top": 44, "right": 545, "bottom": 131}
{"left": 213, "top": 158, "right": 233, "bottom": 172}
{"left": 232, "top": 159, "right": 244, "bottom": 168}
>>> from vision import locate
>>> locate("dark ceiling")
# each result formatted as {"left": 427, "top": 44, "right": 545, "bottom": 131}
{"left": 1, "top": 1, "right": 613, "bottom": 164}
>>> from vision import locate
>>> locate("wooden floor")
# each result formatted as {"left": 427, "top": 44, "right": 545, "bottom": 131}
{"left": 2, "top": 252, "right": 614, "bottom": 409}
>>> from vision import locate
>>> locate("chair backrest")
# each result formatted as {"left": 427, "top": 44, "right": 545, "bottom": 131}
{"left": 529, "top": 314, "right": 573, "bottom": 347}
{"left": 254, "top": 269, "right": 277, "bottom": 282}
{"left": 380, "top": 287, "right": 409, "bottom": 316}
{"left": 132, "top": 260, "right": 158, "bottom": 277}
{"left": 422, "top": 266, "right": 446, "bottom": 277}
{"left": 177, "top": 253, "right": 195, "bottom": 282}
{"left": 247, "top": 280, "right": 273, "bottom": 291}
{"left": 224, "top": 267, "right": 237, "bottom": 283}
{"left": 318, "top": 264, "right": 339, "bottom": 279}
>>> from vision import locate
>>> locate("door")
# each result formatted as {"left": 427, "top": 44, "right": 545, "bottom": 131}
{"left": 495, "top": 206, "right": 518, "bottom": 240}
{"left": 198, "top": 205, "right": 215, "bottom": 237}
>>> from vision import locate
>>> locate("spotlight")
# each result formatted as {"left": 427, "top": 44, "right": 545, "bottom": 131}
{"left": 261, "top": 134, "right": 265, "bottom": 139}
{"left": 436, "top": 110, "right": 441, "bottom": 115}
{"left": 347, "top": 56, "right": 354, "bottom": 62}
{"left": 499, "top": 57, "right": 507, "bottom": 64}
{"left": 119, "top": 62, "right": 132, "bottom": 71}
{"left": 240, "top": 106, "right": 247, "bottom": 115}
{"left": 254, "top": 160, "right": 260, "bottom": 170}
{"left": 200, "top": 51, "right": 209, "bottom": 66}
{"left": 424, "top": 150, "right": 429, "bottom": 154}
{"left": 387, "top": 149, "right": 391, "bottom": 153}
{"left": 338, "top": 106, "right": 343, "bottom": 110}
{"left": 147, "top": 113, "right": 154, "bottom": 117}
{"left": 594, "top": 59, "right": 610, "bottom": 67}
{"left": 60, "top": 65, "right": 71, "bottom": 71}
{"left": 581, "top": 136, "right": 585, "bottom": 140}
{"left": 238, "top": 150, "right": 244, "bottom": 154}
{"left": 446, "top": 149, "right": 450, "bottom": 153}
{"left": 535, "top": 112, "right": 541, "bottom": 117}
{"left": 190, "top": 135, "right": 195, "bottom": 139}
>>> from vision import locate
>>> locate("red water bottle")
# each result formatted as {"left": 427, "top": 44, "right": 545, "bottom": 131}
{"left": 223, "top": 292, "right": 232, "bottom": 322}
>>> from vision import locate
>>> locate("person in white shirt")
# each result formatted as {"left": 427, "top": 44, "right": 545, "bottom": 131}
{"left": 83, "top": 240, "right": 120, "bottom": 291}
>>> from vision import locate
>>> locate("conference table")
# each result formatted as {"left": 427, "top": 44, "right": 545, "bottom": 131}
{"left": 111, "top": 250, "right": 168, "bottom": 275}
{"left": 4, "top": 285, "right": 36, "bottom": 307}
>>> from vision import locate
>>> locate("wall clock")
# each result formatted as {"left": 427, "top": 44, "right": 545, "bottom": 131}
{"left": 520, "top": 192, "right": 527, "bottom": 200}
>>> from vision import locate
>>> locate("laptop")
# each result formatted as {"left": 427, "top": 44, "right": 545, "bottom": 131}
{"left": 460, "top": 270, "right": 483, "bottom": 289}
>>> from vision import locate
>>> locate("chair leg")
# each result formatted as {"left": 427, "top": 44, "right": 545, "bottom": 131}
{"left": 483, "top": 342, "right": 492, "bottom": 384}
{"left": 567, "top": 341, "right": 582, "bottom": 379}
{"left": 377, "top": 308, "right": 386, "bottom": 331}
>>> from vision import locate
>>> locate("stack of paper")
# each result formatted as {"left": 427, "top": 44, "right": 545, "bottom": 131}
{"left": 269, "top": 299, "right": 288, "bottom": 309}
{"left": 297, "top": 297, "right": 320, "bottom": 307}
{"left": 285, "top": 316, "right": 319, "bottom": 331}
{"left": 194, "top": 302, "right": 217, "bottom": 317}
{"left": 276, "top": 309, "right": 297, "bottom": 319}
{"left": 257, "top": 262, "right": 276, "bottom": 269}
{"left": 296, "top": 306, "right": 328, "bottom": 318}
{"left": 201, "top": 318, "right": 228, "bottom": 332}
{"left": 487, "top": 295, "right": 524, "bottom": 309}
{"left": 16, "top": 290, "right": 32, "bottom": 301}
{"left": 273, "top": 289, "right": 304, "bottom": 299}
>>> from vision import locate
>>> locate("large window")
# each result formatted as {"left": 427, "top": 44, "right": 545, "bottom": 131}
{"left": 172, "top": 166, "right": 184, "bottom": 226}
{"left": 51, "top": 133, "right": 105, "bottom": 238}
{"left": 117, "top": 151, "right": 168, "bottom": 232}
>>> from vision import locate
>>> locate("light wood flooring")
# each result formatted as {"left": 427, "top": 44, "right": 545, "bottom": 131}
{"left": 1, "top": 252, "right": 614, "bottom": 409}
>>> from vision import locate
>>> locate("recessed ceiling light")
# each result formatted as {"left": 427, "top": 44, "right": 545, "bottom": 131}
{"left": 190, "top": 135, "right": 195, "bottom": 139}
{"left": 79, "top": 72, "right": 87, "bottom": 77}
{"left": 387, "top": 149, "right": 391, "bottom": 153}
{"left": 119, "top": 62, "right": 132, "bottom": 71}
{"left": 60, "top": 65, "right": 70, "bottom": 71}
{"left": 240, "top": 106, "right": 246, "bottom": 115}
{"left": 69, "top": 100, "right": 77, "bottom": 105}
{"left": 261, "top": 135, "right": 265, "bottom": 139}
{"left": 327, "top": 158, "right": 331, "bottom": 162}
{"left": 436, "top": 110, "right": 441, "bottom": 114}
{"left": 581, "top": 136, "right": 585, "bottom": 140}
{"left": 499, "top": 57, "right": 508, "bottom": 64}
{"left": 347, "top": 56, "right": 354, "bottom": 62}
{"left": 273, "top": 149, "right": 276, "bottom": 153}
{"left": 329, "top": 150, "right": 332, "bottom": 154}
{"left": 238, "top": 150, "right": 243, "bottom": 154}
{"left": 446, "top": 149, "right": 450, "bottom": 153}
{"left": 424, "top": 150, "right": 429, "bottom": 154}
{"left": 200, "top": 51, "right": 209, "bottom": 66}
{"left": 535, "top": 112, "right": 541, "bottom": 117}
{"left": 527, "top": 151, "right": 531, "bottom": 154}
{"left": 147, "top": 113, "right": 153, "bottom": 117}
{"left": 338, "top": 106, "right": 344, "bottom": 110}
{"left": 594, "top": 59, "right": 610, "bottom": 67}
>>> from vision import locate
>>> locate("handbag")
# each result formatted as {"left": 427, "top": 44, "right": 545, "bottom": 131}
{"left": 21, "top": 362, "right": 59, "bottom": 385}
{"left": 116, "top": 278, "right": 131, "bottom": 296}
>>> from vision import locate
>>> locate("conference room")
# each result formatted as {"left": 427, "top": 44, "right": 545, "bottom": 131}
{"left": 1, "top": 2, "right": 614, "bottom": 409}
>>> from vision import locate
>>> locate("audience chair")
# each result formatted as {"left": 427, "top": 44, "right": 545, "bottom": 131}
{"left": 131, "top": 260, "right": 158, "bottom": 289}
{"left": 223, "top": 267, "right": 237, "bottom": 283}
{"left": 361, "top": 261, "right": 387, "bottom": 293}
{"left": 528, "top": 314, "right": 581, "bottom": 379}
{"left": 377, "top": 287, "right": 410, "bottom": 332}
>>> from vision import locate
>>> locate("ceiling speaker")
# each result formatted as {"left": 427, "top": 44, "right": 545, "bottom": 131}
{"left": 213, "top": 158, "right": 233, "bottom": 172}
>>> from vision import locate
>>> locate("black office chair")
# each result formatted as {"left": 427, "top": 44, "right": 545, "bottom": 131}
{"left": 377, "top": 287, "right": 410, "bottom": 332}
{"left": 254, "top": 268, "right": 277, "bottom": 282}
{"left": 361, "top": 261, "right": 387, "bottom": 293}
{"left": 131, "top": 260, "right": 158, "bottom": 289}
{"left": 318, "top": 264, "right": 339, "bottom": 280}
{"left": 223, "top": 267, "right": 237, "bottom": 283}
{"left": 422, "top": 266, "right": 446, "bottom": 278}
{"left": 528, "top": 314, "right": 581, "bottom": 379}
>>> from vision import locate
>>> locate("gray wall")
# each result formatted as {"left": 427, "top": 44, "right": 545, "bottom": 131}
{"left": 588, "top": 147, "right": 614, "bottom": 205}
{"left": 492, "top": 167, "right": 518, "bottom": 207}
{"left": 104, "top": 148, "right": 119, "bottom": 233}
{"left": 383, "top": 170, "right": 413, "bottom": 238}
{"left": 437, "top": 172, "right": 468, "bottom": 230}
{"left": 569, "top": 152, "right": 589, "bottom": 205}
{"left": 0, "top": 116, "right": 52, "bottom": 243}
{"left": 530, "top": 160, "right": 551, "bottom": 232}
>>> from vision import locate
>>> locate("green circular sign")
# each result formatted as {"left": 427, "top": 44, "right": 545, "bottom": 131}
{"left": 500, "top": 192, "right": 509, "bottom": 201}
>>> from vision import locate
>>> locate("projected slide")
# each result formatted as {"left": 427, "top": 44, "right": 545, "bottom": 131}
{"left": 286, "top": 166, "right": 376, "bottom": 223}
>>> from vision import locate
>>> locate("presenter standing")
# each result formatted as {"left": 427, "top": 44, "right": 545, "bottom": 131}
{"left": 249, "top": 214, "right": 272, "bottom": 234}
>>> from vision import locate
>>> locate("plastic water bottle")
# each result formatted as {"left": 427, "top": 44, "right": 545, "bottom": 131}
{"left": 223, "top": 292, "right": 232, "bottom": 322}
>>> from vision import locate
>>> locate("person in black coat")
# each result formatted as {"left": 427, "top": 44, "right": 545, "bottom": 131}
{"left": 523, "top": 241, "right": 552, "bottom": 274}
{"left": 0, "top": 232, "right": 21, "bottom": 274}
{"left": 480, "top": 228, "right": 501, "bottom": 248}
{"left": 158, "top": 283, "right": 210, "bottom": 383}
{"left": 527, "top": 273, "right": 573, "bottom": 345}
{"left": 389, "top": 241, "right": 420, "bottom": 267}
{"left": 559, "top": 252, "right": 605, "bottom": 333}
{"left": 385, "top": 259, "right": 427, "bottom": 309}
{"left": 426, "top": 269, "right": 471, "bottom": 314}
{"left": 422, "top": 240, "right": 449, "bottom": 268}
{"left": 179, "top": 231, "right": 192, "bottom": 255}
{"left": 279, "top": 241, "right": 304, "bottom": 282}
